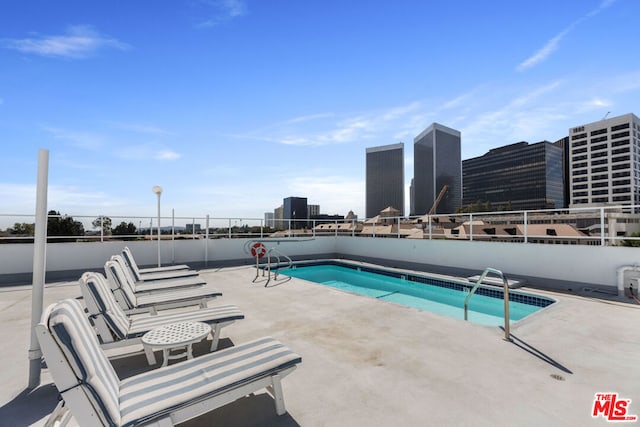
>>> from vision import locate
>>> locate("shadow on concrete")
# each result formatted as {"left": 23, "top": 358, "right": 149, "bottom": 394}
{"left": 182, "top": 393, "right": 301, "bottom": 427}
{"left": 0, "top": 384, "right": 59, "bottom": 427}
{"left": 109, "top": 337, "right": 299, "bottom": 426}
{"left": 501, "top": 327, "right": 573, "bottom": 374}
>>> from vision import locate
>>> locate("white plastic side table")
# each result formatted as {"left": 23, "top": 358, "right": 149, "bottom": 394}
{"left": 141, "top": 321, "right": 211, "bottom": 367}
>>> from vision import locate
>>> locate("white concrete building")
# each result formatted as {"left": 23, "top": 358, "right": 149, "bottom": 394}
{"left": 569, "top": 113, "right": 640, "bottom": 209}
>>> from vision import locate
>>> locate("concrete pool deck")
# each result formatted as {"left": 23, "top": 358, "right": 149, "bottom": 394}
{"left": 0, "top": 264, "right": 639, "bottom": 426}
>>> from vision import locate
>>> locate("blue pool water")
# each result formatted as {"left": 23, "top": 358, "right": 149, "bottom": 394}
{"left": 279, "top": 263, "right": 554, "bottom": 326}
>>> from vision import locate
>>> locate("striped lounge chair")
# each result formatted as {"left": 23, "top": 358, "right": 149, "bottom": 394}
{"left": 79, "top": 271, "right": 244, "bottom": 354}
{"left": 120, "top": 247, "right": 197, "bottom": 281}
{"left": 104, "top": 260, "right": 221, "bottom": 314}
{"left": 122, "top": 246, "right": 191, "bottom": 275}
{"left": 36, "top": 298, "right": 302, "bottom": 426}
{"left": 110, "top": 255, "right": 205, "bottom": 291}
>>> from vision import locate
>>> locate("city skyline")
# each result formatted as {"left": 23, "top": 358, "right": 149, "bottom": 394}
{"left": 1, "top": 1, "right": 640, "bottom": 222}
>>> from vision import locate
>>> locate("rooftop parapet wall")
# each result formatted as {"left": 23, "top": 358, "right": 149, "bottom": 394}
{"left": 1, "top": 237, "right": 638, "bottom": 293}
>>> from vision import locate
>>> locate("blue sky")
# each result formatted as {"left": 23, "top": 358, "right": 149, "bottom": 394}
{"left": 1, "top": 0, "right": 639, "bottom": 228}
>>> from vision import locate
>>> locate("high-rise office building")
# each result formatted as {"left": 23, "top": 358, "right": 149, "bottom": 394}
{"left": 569, "top": 113, "right": 640, "bottom": 208}
{"left": 283, "top": 197, "right": 308, "bottom": 229}
{"left": 462, "top": 141, "right": 564, "bottom": 211}
{"left": 365, "top": 143, "right": 405, "bottom": 218}
{"left": 413, "top": 123, "right": 461, "bottom": 215}
{"left": 554, "top": 136, "right": 571, "bottom": 209}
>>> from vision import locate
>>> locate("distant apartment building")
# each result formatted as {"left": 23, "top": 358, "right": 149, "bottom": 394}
{"left": 308, "top": 204, "right": 320, "bottom": 218}
{"left": 569, "top": 113, "right": 640, "bottom": 209}
{"left": 283, "top": 197, "right": 308, "bottom": 229}
{"left": 274, "top": 205, "right": 284, "bottom": 229}
{"left": 462, "top": 141, "right": 565, "bottom": 211}
{"left": 365, "top": 143, "right": 404, "bottom": 218}
{"left": 185, "top": 223, "right": 201, "bottom": 234}
{"left": 413, "top": 123, "right": 461, "bottom": 215}
{"left": 264, "top": 212, "right": 274, "bottom": 228}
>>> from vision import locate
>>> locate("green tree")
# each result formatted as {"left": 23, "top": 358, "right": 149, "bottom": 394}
{"left": 47, "top": 210, "right": 85, "bottom": 242}
{"left": 92, "top": 216, "right": 112, "bottom": 235}
{"left": 113, "top": 221, "right": 138, "bottom": 240}
{"left": 621, "top": 232, "right": 640, "bottom": 247}
{"left": 10, "top": 222, "right": 35, "bottom": 235}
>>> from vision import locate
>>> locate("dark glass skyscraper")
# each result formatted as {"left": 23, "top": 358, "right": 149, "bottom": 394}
{"left": 283, "top": 197, "right": 308, "bottom": 229}
{"left": 413, "top": 123, "right": 461, "bottom": 215}
{"left": 462, "top": 141, "right": 564, "bottom": 211}
{"left": 366, "top": 143, "right": 404, "bottom": 218}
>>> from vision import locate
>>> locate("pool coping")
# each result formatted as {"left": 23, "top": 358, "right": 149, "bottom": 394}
{"left": 273, "top": 258, "right": 557, "bottom": 321}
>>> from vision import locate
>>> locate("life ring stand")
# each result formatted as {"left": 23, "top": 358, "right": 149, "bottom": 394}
{"left": 250, "top": 242, "right": 267, "bottom": 258}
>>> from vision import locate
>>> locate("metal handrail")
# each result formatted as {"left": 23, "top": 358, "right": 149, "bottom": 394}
{"left": 463, "top": 267, "right": 512, "bottom": 342}
{"left": 265, "top": 248, "right": 293, "bottom": 280}
{"left": 264, "top": 247, "right": 293, "bottom": 286}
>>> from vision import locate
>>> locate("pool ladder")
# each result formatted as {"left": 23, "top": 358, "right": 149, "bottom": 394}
{"left": 463, "top": 267, "right": 512, "bottom": 342}
{"left": 253, "top": 246, "right": 293, "bottom": 287}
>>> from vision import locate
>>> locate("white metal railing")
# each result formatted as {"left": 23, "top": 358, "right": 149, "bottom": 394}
{"left": 1, "top": 205, "right": 640, "bottom": 247}
{"left": 464, "top": 268, "right": 512, "bottom": 342}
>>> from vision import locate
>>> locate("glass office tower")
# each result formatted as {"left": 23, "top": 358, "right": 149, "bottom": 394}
{"left": 366, "top": 143, "right": 404, "bottom": 218}
{"left": 413, "top": 123, "right": 461, "bottom": 215}
{"left": 283, "top": 197, "right": 308, "bottom": 229}
{"left": 462, "top": 141, "right": 565, "bottom": 211}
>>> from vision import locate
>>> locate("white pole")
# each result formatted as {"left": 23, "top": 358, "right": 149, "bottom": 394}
{"left": 171, "top": 208, "right": 175, "bottom": 264}
{"left": 28, "top": 149, "right": 49, "bottom": 389}
{"left": 152, "top": 186, "right": 162, "bottom": 267}
{"left": 205, "top": 214, "right": 210, "bottom": 266}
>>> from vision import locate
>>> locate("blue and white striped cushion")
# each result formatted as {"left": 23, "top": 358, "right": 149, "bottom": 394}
{"left": 133, "top": 286, "right": 222, "bottom": 309}
{"left": 119, "top": 336, "right": 302, "bottom": 427}
{"left": 81, "top": 272, "right": 131, "bottom": 339}
{"left": 127, "top": 304, "right": 245, "bottom": 337}
{"left": 48, "top": 299, "right": 121, "bottom": 426}
{"left": 104, "top": 260, "right": 138, "bottom": 310}
{"left": 122, "top": 247, "right": 140, "bottom": 273}
{"left": 116, "top": 253, "right": 143, "bottom": 282}
{"left": 105, "top": 260, "right": 222, "bottom": 310}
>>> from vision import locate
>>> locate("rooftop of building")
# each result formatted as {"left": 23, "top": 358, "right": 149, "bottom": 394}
{"left": 2, "top": 262, "right": 638, "bottom": 426}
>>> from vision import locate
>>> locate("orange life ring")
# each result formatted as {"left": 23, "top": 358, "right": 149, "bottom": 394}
{"left": 250, "top": 242, "right": 267, "bottom": 258}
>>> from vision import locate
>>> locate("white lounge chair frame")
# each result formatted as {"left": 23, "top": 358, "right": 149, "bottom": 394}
{"left": 118, "top": 249, "right": 198, "bottom": 282}
{"left": 104, "top": 260, "right": 221, "bottom": 314}
{"left": 79, "top": 272, "right": 244, "bottom": 353}
{"left": 122, "top": 246, "right": 190, "bottom": 274}
{"left": 110, "top": 255, "right": 205, "bottom": 291}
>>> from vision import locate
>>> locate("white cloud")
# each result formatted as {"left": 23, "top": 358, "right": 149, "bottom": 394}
{"left": 221, "top": 0, "right": 247, "bottom": 17}
{"left": 1, "top": 25, "right": 129, "bottom": 59}
{"left": 43, "top": 126, "right": 106, "bottom": 150}
{"left": 517, "top": 30, "right": 569, "bottom": 72}
{"left": 0, "top": 183, "right": 125, "bottom": 228}
{"left": 156, "top": 150, "right": 181, "bottom": 160}
{"left": 196, "top": 0, "right": 248, "bottom": 28}
{"left": 517, "top": 0, "right": 616, "bottom": 72}
{"left": 287, "top": 176, "right": 364, "bottom": 215}
{"left": 257, "top": 102, "right": 426, "bottom": 147}
{"left": 114, "top": 144, "right": 182, "bottom": 161}
{"left": 110, "top": 122, "right": 174, "bottom": 136}
{"left": 284, "top": 113, "right": 335, "bottom": 125}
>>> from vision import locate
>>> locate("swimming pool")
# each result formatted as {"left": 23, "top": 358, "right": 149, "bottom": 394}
{"left": 279, "top": 261, "right": 555, "bottom": 326}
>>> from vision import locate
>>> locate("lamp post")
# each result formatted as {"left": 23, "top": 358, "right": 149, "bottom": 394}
{"left": 152, "top": 185, "right": 162, "bottom": 267}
